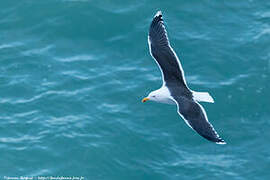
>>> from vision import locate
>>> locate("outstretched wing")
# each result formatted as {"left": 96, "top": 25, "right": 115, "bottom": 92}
{"left": 173, "top": 97, "right": 226, "bottom": 144}
{"left": 148, "top": 11, "right": 187, "bottom": 88}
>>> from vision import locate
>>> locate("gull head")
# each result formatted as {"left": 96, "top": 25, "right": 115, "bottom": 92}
{"left": 142, "top": 90, "right": 160, "bottom": 103}
{"left": 142, "top": 87, "right": 174, "bottom": 104}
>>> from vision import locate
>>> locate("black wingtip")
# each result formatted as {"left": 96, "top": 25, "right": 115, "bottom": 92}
{"left": 151, "top": 11, "right": 163, "bottom": 26}
{"left": 216, "top": 139, "right": 226, "bottom": 145}
{"left": 154, "top": 11, "right": 162, "bottom": 18}
{"left": 201, "top": 134, "right": 226, "bottom": 145}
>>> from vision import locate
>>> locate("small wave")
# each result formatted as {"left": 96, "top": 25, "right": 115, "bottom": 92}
{"left": 0, "top": 87, "right": 93, "bottom": 105}
{"left": 106, "top": 35, "right": 127, "bottom": 42}
{"left": 62, "top": 0, "right": 90, "bottom": 2}
{"left": 55, "top": 54, "right": 94, "bottom": 62}
{"left": 188, "top": 74, "right": 249, "bottom": 87}
{"left": 94, "top": 1, "right": 143, "bottom": 14}
{"left": 0, "top": 42, "right": 23, "bottom": 50}
{"left": 253, "top": 27, "right": 270, "bottom": 40}
{"left": 0, "top": 134, "right": 43, "bottom": 143}
{"left": 21, "top": 45, "right": 54, "bottom": 56}
{"left": 45, "top": 115, "right": 87, "bottom": 126}
{"left": 255, "top": 11, "right": 270, "bottom": 19}
{"left": 97, "top": 103, "right": 129, "bottom": 114}
{"left": 61, "top": 70, "right": 89, "bottom": 80}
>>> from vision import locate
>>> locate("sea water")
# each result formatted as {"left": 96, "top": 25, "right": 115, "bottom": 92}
{"left": 0, "top": 0, "right": 269, "bottom": 179}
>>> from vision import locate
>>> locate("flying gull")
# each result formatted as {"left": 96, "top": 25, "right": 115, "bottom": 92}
{"left": 142, "top": 11, "right": 226, "bottom": 144}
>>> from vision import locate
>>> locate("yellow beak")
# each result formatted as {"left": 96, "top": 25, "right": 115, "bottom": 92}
{"left": 142, "top": 97, "right": 150, "bottom": 103}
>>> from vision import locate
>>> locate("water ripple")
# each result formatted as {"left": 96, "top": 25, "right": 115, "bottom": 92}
{"left": 188, "top": 74, "right": 249, "bottom": 87}
{"left": 0, "top": 134, "right": 43, "bottom": 143}
{"left": 55, "top": 54, "right": 94, "bottom": 62}
{"left": 253, "top": 26, "right": 270, "bottom": 40}
{"left": 21, "top": 45, "right": 54, "bottom": 56}
{"left": 0, "top": 88, "right": 93, "bottom": 105}
{"left": 0, "top": 41, "right": 24, "bottom": 50}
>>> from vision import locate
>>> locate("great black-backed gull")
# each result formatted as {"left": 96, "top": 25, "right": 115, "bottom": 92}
{"left": 142, "top": 11, "right": 226, "bottom": 144}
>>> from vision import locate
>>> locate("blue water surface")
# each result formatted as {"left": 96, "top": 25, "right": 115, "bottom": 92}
{"left": 0, "top": 0, "right": 270, "bottom": 179}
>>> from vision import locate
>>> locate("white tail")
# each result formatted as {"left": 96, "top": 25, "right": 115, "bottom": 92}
{"left": 192, "top": 91, "right": 214, "bottom": 103}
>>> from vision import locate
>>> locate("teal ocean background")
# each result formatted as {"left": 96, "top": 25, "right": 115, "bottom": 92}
{"left": 1, "top": 0, "right": 270, "bottom": 179}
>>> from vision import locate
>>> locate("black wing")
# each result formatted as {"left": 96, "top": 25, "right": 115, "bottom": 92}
{"left": 174, "top": 97, "right": 226, "bottom": 144}
{"left": 148, "top": 11, "right": 187, "bottom": 87}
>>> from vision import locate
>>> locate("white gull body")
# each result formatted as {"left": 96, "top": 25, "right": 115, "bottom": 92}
{"left": 142, "top": 11, "right": 225, "bottom": 144}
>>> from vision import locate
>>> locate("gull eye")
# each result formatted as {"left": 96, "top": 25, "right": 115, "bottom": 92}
{"left": 153, "top": 95, "right": 156, "bottom": 97}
